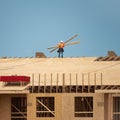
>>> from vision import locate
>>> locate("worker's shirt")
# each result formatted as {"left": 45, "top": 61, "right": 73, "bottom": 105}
{"left": 58, "top": 43, "right": 65, "bottom": 48}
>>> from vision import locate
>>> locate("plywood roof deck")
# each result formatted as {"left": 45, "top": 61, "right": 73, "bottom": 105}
{"left": 0, "top": 57, "right": 120, "bottom": 89}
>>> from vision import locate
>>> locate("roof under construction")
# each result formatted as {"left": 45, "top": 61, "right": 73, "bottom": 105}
{"left": 0, "top": 51, "right": 120, "bottom": 93}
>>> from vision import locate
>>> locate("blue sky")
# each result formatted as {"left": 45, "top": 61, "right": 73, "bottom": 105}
{"left": 0, "top": 0, "right": 120, "bottom": 57}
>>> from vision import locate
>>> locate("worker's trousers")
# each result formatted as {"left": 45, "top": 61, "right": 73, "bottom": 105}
{"left": 58, "top": 52, "right": 63, "bottom": 58}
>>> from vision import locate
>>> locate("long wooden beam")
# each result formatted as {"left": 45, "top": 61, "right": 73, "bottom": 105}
{"left": 36, "top": 99, "right": 55, "bottom": 116}
{"left": 12, "top": 104, "right": 26, "bottom": 118}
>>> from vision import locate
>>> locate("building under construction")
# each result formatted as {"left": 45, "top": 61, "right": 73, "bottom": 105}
{"left": 0, "top": 51, "right": 120, "bottom": 120}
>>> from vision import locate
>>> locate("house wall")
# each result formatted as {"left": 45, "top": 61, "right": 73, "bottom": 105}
{"left": 94, "top": 93, "right": 104, "bottom": 120}
{"left": 62, "top": 93, "right": 94, "bottom": 120}
{"left": 0, "top": 93, "right": 113, "bottom": 120}
{"left": 0, "top": 95, "right": 11, "bottom": 120}
{"left": 27, "top": 93, "right": 105, "bottom": 120}
{"left": 27, "top": 93, "right": 62, "bottom": 120}
{"left": 0, "top": 94, "right": 27, "bottom": 120}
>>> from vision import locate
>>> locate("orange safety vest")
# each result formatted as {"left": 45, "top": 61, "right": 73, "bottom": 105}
{"left": 58, "top": 43, "right": 65, "bottom": 48}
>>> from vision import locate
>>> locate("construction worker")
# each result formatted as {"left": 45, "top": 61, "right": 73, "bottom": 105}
{"left": 57, "top": 41, "right": 65, "bottom": 58}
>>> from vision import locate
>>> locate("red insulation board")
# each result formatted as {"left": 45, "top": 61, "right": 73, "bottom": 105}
{"left": 0, "top": 76, "right": 30, "bottom": 82}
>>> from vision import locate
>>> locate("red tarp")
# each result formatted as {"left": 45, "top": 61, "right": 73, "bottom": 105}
{"left": 0, "top": 76, "right": 30, "bottom": 82}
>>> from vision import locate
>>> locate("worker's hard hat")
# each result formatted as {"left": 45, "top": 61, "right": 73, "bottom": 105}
{"left": 60, "top": 40, "right": 63, "bottom": 43}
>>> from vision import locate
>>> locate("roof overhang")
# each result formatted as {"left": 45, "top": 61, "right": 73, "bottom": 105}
{"left": 95, "top": 90, "right": 120, "bottom": 93}
{"left": 0, "top": 90, "right": 29, "bottom": 94}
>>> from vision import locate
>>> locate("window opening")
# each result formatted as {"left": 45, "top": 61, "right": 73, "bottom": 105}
{"left": 36, "top": 97, "right": 55, "bottom": 117}
{"left": 113, "top": 97, "right": 120, "bottom": 120}
{"left": 11, "top": 97, "right": 27, "bottom": 120}
{"left": 74, "top": 97, "right": 93, "bottom": 117}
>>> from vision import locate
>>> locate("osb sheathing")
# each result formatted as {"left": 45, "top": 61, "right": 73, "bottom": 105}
{"left": 0, "top": 95, "right": 11, "bottom": 120}
{"left": 27, "top": 93, "right": 62, "bottom": 120}
{"left": 27, "top": 93, "right": 104, "bottom": 120}
{"left": 0, "top": 93, "right": 117, "bottom": 120}
{"left": 0, "top": 57, "right": 120, "bottom": 86}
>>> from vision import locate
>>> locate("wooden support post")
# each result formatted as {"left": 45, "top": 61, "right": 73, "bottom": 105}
{"left": 82, "top": 73, "right": 84, "bottom": 93}
{"left": 20, "top": 81, "right": 22, "bottom": 86}
{"left": 62, "top": 73, "right": 65, "bottom": 92}
{"left": 76, "top": 73, "right": 78, "bottom": 93}
{"left": 38, "top": 74, "right": 40, "bottom": 93}
{"left": 70, "top": 73, "right": 72, "bottom": 93}
{"left": 94, "top": 73, "right": 96, "bottom": 90}
{"left": 44, "top": 74, "right": 46, "bottom": 93}
{"left": 32, "top": 74, "right": 34, "bottom": 93}
{"left": 101, "top": 73, "right": 103, "bottom": 89}
{"left": 88, "top": 73, "right": 90, "bottom": 92}
{"left": 56, "top": 73, "right": 59, "bottom": 93}
{"left": 50, "top": 73, "right": 52, "bottom": 93}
